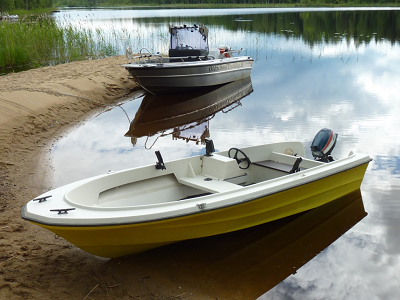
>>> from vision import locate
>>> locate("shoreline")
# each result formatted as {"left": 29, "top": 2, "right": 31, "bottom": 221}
{"left": 0, "top": 55, "right": 268, "bottom": 300}
{"left": 0, "top": 55, "right": 143, "bottom": 299}
{"left": 0, "top": 55, "right": 246, "bottom": 300}
{"left": 0, "top": 55, "right": 138, "bottom": 191}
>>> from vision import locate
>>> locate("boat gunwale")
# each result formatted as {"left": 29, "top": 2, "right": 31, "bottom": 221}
{"left": 121, "top": 56, "right": 254, "bottom": 70}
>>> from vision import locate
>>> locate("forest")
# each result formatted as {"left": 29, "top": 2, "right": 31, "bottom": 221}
{"left": 1, "top": 0, "right": 54, "bottom": 12}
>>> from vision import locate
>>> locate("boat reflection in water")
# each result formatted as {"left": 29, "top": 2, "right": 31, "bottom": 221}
{"left": 201, "top": 189, "right": 367, "bottom": 299}
{"left": 122, "top": 189, "right": 367, "bottom": 299}
{"left": 124, "top": 77, "right": 253, "bottom": 147}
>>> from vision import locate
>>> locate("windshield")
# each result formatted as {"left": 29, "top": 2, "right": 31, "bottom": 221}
{"left": 169, "top": 25, "right": 209, "bottom": 51}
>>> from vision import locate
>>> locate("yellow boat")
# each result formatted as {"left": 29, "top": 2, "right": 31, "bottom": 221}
{"left": 21, "top": 130, "right": 371, "bottom": 258}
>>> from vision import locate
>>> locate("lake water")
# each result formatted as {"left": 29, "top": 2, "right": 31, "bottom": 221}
{"left": 51, "top": 7, "right": 400, "bottom": 299}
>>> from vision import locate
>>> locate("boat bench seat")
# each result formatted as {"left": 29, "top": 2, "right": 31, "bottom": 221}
{"left": 253, "top": 160, "right": 306, "bottom": 174}
{"left": 177, "top": 175, "right": 243, "bottom": 193}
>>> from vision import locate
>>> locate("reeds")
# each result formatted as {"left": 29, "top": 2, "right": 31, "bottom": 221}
{"left": 0, "top": 15, "right": 118, "bottom": 70}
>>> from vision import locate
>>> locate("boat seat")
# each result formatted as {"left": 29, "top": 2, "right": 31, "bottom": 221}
{"left": 253, "top": 159, "right": 306, "bottom": 174}
{"left": 177, "top": 175, "right": 243, "bottom": 193}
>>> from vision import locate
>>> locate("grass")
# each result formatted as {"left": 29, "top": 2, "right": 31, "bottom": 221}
{"left": 0, "top": 14, "right": 118, "bottom": 71}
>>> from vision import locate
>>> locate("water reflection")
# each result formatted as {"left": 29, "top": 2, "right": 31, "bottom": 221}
{"left": 110, "top": 189, "right": 366, "bottom": 299}
{"left": 54, "top": 9, "right": 400, "bottom": 57}
{"left": 50, "top": 8, "right": 400, "bottom": 299}
{"left": 125, "top": 77, "right": 253, "bottom": 147}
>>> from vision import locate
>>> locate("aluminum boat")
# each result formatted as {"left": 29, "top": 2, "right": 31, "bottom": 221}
{"left": 22, "top": 129, "right": 371, "bottom": 258}
{"left": 122, "top": 24, "right": 254, "bottom": 95}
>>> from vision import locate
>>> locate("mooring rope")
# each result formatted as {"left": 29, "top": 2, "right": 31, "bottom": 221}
{"left": 116, "top": 76, "right": 132, "bottom": 123}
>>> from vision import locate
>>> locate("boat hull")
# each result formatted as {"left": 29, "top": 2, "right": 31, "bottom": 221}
{"left": 25, "top": 162, "right": 369, "bottom": 258}
{"left": 122, "top": 57, "right": 254, "bottom": 95}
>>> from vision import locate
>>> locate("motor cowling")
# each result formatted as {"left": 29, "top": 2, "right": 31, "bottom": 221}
{"left": 218, "top": 45, "right": 232, "bottom": 58}
{"left": 311, "top": 128, "right": 338, "bottom": 162}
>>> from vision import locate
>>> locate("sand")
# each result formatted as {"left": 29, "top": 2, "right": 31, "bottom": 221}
{"left": 0, "top": 56, "right": 267, "bottom": 300}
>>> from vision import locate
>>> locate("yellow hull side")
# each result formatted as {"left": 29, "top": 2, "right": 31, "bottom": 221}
{"left": 33, "top": 163, "right": 369, "bottom": 258}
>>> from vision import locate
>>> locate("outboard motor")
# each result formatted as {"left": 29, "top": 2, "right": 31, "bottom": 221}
{"left": 218, "top": 45, "right": 232, "bottom": 58}
{"left": 311, "top": 128, "right": 338, "bottom": 162}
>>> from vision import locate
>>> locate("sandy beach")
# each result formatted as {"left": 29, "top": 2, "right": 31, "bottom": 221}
{"left": 0, "top": 56, "right": 265, "bottom": 300}
{"left": 0, "top": 56, "right": 145, "bottom": 299}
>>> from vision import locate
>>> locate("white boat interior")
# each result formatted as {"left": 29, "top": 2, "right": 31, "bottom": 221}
{"left": 64, "top": 142, "right": 334, "bottom": 210}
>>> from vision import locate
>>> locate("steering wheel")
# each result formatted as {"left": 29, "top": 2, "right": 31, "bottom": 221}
{"left": 228, "top": 148, "right": 251, "bottom": 170}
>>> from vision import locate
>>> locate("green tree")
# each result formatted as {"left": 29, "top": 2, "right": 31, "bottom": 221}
{"left": 1, "top": 0, "right": 15, "bottom": 13}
